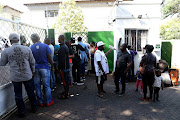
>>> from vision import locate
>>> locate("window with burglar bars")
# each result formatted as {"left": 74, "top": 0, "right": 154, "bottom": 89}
{"left": 0, "top": 17, "right": 47, "bottom": 87}
{"left": 125, "top": 29, "right": 148, "bottom": 51}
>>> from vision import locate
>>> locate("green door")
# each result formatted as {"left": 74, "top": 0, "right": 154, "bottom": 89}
{"left": 161, "top": 42, "right": 172, "bottom": 68}
{"left": 48, "top": 29, "right": 55, "bottom": 40}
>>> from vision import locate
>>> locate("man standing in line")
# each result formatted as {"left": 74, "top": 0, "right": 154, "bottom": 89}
{"left": 78, "top": 37, "right": 89, "bottom": 81}
{"left": 58, "top": 35, "right": 71, "bottom": 99}
{"left": 51, "top": 39, "right": 60, "bottom": 82}
{"left": 44, "top": 38, "right": 56, "bottom": 91}
{"left": 114, "top": 43, "right": 131, "bottom": 96}
{"left": 71, "top": 38, "right": 85, "bottom": 85}
{"left": 0, "top": 33, "right": 37, "bottom": 118}
{"left": 94, "top": 41, "right": 112, "bottom": 98}
{"left": 30, "top": 33, "right": 54, "bottom": 107}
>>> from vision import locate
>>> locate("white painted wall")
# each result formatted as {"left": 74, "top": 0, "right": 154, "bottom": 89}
{"left": 22, "top": 2, "right": 114, "bottom": 31}
{"left": 114, "top": 0, "right": 162, "bottom": 71}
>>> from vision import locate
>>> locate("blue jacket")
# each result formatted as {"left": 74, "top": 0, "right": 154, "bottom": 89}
{"left": 78, "top": 42, "right": 89, "bottom": 64}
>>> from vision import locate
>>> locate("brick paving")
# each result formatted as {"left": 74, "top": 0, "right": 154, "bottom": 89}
{"left": 7, "top": 74, "right": 180, "bottom": 120}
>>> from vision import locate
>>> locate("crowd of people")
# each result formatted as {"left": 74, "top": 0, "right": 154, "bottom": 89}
{"left": 0, "top": 33, "right": 164, "bottom": 118}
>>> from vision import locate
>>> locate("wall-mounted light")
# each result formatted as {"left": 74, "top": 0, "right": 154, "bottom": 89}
{"left": 138, "top": 15, "right": 142, "bottom": 19}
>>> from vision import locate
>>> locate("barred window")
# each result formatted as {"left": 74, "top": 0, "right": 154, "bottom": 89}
{"left": 45, "top": 10, "right": 58, "bottom": 17}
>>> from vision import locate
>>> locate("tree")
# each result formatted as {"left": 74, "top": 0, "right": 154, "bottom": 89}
{"left": 160, "top": 19, "right": 180, "bottom": 40}
{"left": 160, "top": 0, "right": 180, "bottom": 40}
{"left": 162, "top": 0, "right": 180, "bottom": 19}
{"left": 54, "top": 0, "right": 88, "bottom": 33}
{"left": 0, "top": 4, "right": 3, "bottom": 14}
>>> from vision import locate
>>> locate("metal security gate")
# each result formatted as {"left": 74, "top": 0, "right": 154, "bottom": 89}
{"left": 0, "top": 17, "right": 47, "bottom": 118}
{"left": 72, "top": 32, "right": 88, "bottom": 43}
{"left": 161, "top": 42, "right": 172, "bottom": 68}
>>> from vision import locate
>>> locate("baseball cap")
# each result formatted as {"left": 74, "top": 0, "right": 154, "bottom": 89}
{"left": 97, "top": 41, "right": 105, "bottom": 47}
{"left": 9, "top": 33, "right": 19, "bottom": 41}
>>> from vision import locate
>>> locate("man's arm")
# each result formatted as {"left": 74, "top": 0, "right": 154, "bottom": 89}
{"left": 78, "top": 44, "right": 85, "bottom": 51}
{"left": 47, "top": 54, "right": 54, "bottom": 72}
{"left": 29, "top": 48, "right": 35, "bottom": 77}
{"left": 0, "top": 50, "right": 8, "bottom": 66}
{"left": 97, "top": 61, "right": 105, "bottom": 75}
{"left": 124, "top": 54, "right": 132, "bottom": 74}
{"left": 105, "top": 49, "right": 112, "bottom": 56}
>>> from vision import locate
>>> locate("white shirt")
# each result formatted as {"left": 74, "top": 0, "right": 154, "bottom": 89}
{"left": 154, "top": 76, "right": 163, "bottom": 88}
{"left": 49, "top": 44, "right": 54, "bottom": 60}
{"left": 94, "top": 49, "right": 109, "bottom": 76}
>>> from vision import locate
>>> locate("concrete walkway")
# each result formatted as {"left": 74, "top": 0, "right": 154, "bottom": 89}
{"left": 7, "top": 74, "right": 180, "bottom": 120}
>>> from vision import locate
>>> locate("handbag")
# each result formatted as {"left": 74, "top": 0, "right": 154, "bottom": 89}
{"left": 139, "top": 55, "right": 147, "bottom": 74}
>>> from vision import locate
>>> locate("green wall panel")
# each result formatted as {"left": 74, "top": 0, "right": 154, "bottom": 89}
{"left": 48, "top": 29, "right": 55, "bottom": 40}
{"left": 64, "top": 33, "right": 71, "bottom": 40}
{"left": 161, "top": 42, "right": 172, "bottom": 68}
{"left": 88, "top": 31, "right": 114, "bottom": 71}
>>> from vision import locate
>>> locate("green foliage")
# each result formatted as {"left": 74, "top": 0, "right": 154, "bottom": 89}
{"left": 160, "top": 0, "right": 180, "bottom": 40}
{"left": 54, "top": 0, "right": 88, "bottom": 33}
{"left": 160, "top": 18, "right": 180, "bottom": 40}
{"left": 0, "top": 4, "right": 3, "bottom": 13}
{"left": 162, "top": 0, "right": 180, "bottom": 19}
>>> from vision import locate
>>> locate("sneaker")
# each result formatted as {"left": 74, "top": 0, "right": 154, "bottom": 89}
{"left": 77, "top": 82, "right": 84, "bottom": 86}
{"left": 46, "top": 100, "right": 54, "bottom": 107}
{"left": 82, "top": 77, "right": 86, "bottom": 81}
{"left": 54, "top": 86, "right": 57, "bottom": 89}
{"left": 51, "top": 88, "right": 55, "bottom": 92}
{"left": 114, "top": 90, "right": 120, "bottom": 94}
{"left": 38, "top": 103, "right": 44, "bottom": 107}
{"left": 119, "top": 92, "right": 125, "bottom": 97}
{"left": 73, "top": 82, "right": 77, "bottom": 85}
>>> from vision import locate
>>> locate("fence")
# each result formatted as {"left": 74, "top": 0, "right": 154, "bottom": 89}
{"left": 0, "top": 17, "right": 47, "bottom": 87}
{"left": 0, "top": 17, "right": 47, "bottom": 117}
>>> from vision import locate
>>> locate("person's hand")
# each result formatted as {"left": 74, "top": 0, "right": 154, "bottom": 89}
{"left": 32, "top": 73, "right": 35, "bottom": 79}
{"left": 124, "top": 70, "right": 128, "bottom": 74}
{"left": 109, "top": 49, "right": 112, "bottom": 53}
{"left": 51, "top": 66, "right": 55, "bottom": 72}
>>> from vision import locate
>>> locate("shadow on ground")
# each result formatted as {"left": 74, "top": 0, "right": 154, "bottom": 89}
{"left": 7, "top": 74, "right": 180, "bottom": 120}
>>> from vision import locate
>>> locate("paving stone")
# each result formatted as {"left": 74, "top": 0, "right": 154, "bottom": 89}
{"left": 7, "top": 74, "right": 180, "bottom": 120}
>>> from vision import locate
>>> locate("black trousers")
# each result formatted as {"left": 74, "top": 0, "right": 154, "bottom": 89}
{"left": 72, "top": 62, "right": 81, "bottom": 83}
{"left": 114, "top": 68, "right": 126, "bottom": 92}
{"left": 12, "top": 79, "right": 37, "bottom": 114}
{"left": 154, "top": 87, "right": 160, "bottom": 100}
{"left": 142, "top": 74, "right": 154, "bottom": 99}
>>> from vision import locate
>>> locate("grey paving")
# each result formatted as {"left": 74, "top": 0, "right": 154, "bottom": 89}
{"left": 7, "top": 74, "right": 180, "bottom": 120}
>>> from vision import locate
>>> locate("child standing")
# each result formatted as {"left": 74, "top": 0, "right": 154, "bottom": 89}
{"left": 153, "top": 69, "right": 164, "bottom": 101}
{"left": 136, "top": 70, "right": 143, "bottom": 93}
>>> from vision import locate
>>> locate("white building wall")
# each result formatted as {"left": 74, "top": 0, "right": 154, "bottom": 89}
{"left": 22, "top": 3, "right": 114, "bottom": 31}
{"left": 114, "top": 1, "right": 162, "bottom": 71}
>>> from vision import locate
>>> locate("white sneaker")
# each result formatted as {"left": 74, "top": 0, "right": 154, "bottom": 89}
{"left": 77, "top": 82, "right": 84, "bottom": 86}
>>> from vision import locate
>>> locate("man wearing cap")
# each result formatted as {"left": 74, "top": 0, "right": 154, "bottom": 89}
{"left": 30, "top": 33, "right": 54, "bottom": 107}
{"left": 114, "top": 43, "right": 131, "bottom": 96}
{"left": 0, "top": 33, "right": 37, "bottom": 118}
{"left": 94, "top": 41, "right": 112, "bottom": 98}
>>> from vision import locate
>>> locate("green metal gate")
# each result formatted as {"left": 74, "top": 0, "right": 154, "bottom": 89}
{"left": 161, "top": 42, "right": 172, "bottom": 68}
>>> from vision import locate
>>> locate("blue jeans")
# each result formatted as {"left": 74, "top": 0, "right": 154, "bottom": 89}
{"left": 50, "top": 71, "right": 56, "bottom": 88}
{"left": 12, "top": 79, "right": 37, "bottom": 114}
{"left": 34, "top": 69, "right": 52, "bottom": 104}
{"left": 69, "top": 63, "right": 73, "bottom": 84}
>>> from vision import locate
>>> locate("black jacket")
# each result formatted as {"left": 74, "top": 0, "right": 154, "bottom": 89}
{"left": 58, "top": 43, "right": 69, "bottom": 70}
